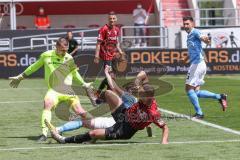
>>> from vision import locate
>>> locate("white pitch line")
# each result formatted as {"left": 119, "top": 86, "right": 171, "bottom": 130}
{"left": 160, "top": 108, "right": 240, "bottom": 136}
{"left": 0, "top": 139, "right": 239, "bottom": 151}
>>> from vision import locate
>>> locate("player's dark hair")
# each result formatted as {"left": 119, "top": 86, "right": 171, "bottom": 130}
{"left": 56, "top": 37, "right": 68, "bottom": 46}
{"left": 183, "top": 16, "right": 193, "bottom": 22}
{"left": 122, "top": 82, "right": 136, "bottom": 93}
{"left": 141, "top": 83, "right": 155, "bottom": 97}
{"left": 67, "top": 30, "right": 72, "bottom": 34}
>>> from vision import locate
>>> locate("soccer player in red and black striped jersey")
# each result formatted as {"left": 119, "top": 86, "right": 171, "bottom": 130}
{"left": 49, "top": 71, "right": 169, "bottom": 144}
{"left": 91, "top": 12, "right": 125, "bottom": 105}
{"left": 94, "top": 11, "right": 124, "bottom": 67}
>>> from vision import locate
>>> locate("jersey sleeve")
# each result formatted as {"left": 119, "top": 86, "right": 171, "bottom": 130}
{"left": 153, "top": 117, "right": 166, "bottom": 128}
{"left": 46, "top": 16, "right": 50, "bottom": 27}
{"left": 152, "top": 110, "right": 166, "bottom": 128}
{"left": 194, "top": 29, "right": 202, "bottom": 39}
{"left": 68, "top": 58, "right": 86, "bottom": 85}
{"left": 72, "top": 69, "right": 86, "bottom": 85}
{"left": 97, "top": 27, "right": 106, "bottom": 42}
{"left": 117, "top": 27, "right": 121, "bottom": 36}
{"left": 74, "top": 39, "right": 79, "bottom": 45}
{"left": 23, "top": 53, "right": 44, "bottom": 76}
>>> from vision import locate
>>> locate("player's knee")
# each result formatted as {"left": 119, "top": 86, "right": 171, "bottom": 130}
{"left": 44, "top": 98, "right": 55, "bottom": 109}
{"left": 185, "top": 85, "right": 193, "bottom": 93}
{"left": 89, "top": 130, "right": 97, "bottom": 138}
{"left": 139, "top": 70, "right": 146, "bottom": 76}
{"left": 105, "top": 90, "right": 113, "bottom": 99}
{"left": 72, "top": 104, "right": 86, "bottom": 116}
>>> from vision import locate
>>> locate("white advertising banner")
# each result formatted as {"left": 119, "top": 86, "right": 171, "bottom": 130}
{"left": 181, "top": 27, "right": 240, "bottom": 48}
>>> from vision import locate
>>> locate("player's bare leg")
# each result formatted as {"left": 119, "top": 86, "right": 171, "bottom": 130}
{"left": 105, "top": 90, "right": 123, "bottom": 112}
{"left": 50, "top": 89, "right": 123, "bottom": 143}
{"left": 71, "top": 101, "right": 88, "bottom": 119}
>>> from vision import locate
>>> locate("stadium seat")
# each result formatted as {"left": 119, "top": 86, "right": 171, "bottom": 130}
{"left": 64, "top": 25, "right": 76, "bottom": 29}
{"left": 88, "top": 24, "right": 100, "bottom": 28}
{"left": 17, "top": 25, "right": 27, "bottom": 30}
{"left": 162, "top": 0, "right": 191, "bottom": 27}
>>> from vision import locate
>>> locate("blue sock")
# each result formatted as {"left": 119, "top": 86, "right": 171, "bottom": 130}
{"left": 187, "top": 89, "right": 203, "bottom": 115}
{"left": 57, "top": 120, "right": 83, "bottom": 133}
{"left": 195, "top": 90, "right": 221, "bottom": 99}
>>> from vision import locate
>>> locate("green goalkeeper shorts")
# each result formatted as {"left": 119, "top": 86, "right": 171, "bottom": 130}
{"left": 44, "top": 89, "right": 80, "bottom": 109}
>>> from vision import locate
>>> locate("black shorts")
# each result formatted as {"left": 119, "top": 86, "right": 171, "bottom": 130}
{"left": 103, "top": 60, "right": 113, "bottom": 68}
{"left": 105, "top": 104, "right": 137, "bottom": 140}
{"left": 102, "top": 59, "right": 117, "bottom": 72}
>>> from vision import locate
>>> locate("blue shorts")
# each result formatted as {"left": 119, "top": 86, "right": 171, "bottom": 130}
{"left": 121, "top": 92, "right": 137, "bottom": 109}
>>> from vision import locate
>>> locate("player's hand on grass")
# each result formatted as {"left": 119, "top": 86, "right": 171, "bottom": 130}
{"left": 9, "top": 74, "right": 24, "bottom": 88}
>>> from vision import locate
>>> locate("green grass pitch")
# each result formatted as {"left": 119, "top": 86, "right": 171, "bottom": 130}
{"left": 0, "top": 75, "right": 240, "bottom": 160}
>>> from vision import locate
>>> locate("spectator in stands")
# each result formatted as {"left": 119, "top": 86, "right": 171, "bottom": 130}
{"left": 206, "top": 33, "right": 212, "bottom": 48}
{"left": 133, "top": 3, "right": 147, "bottom": 47}
{"left": 229, "top": 31, "right": 238, "bottom": 48}
{"left": 34, "top": 7, "right": 50, "bottom": 29}
{"left": 66, "top": 31, "right": 79, "bottom": 56}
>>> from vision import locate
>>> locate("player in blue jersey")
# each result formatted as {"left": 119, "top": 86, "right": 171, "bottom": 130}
{"left": 182, "top": 16, "right": 228, "bottom": 119}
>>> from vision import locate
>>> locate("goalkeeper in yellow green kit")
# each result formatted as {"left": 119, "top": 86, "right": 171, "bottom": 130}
{"left": 9, "top": 37, "right": 92, "bottom": 142}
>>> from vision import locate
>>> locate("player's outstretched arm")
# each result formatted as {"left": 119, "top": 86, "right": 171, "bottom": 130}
{"left": 200, "top": 35, "right": 211, "bottom": 44}
{"left": 153, "top": 115, "right": 169, "bottom": 144}
{"left": 9, "top": 56, "right": 44, "bottom": 88}
{"left": 9, "top": 73, "right": 25, "bottom": 88}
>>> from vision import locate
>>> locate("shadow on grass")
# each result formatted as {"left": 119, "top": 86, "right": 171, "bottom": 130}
{"left": 2, "top": 136, "right": 40, "bottom": 141}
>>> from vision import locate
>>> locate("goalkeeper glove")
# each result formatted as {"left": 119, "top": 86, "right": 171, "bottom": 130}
{"left": 9, "top": 74, "right": 25, "bottom": 88}
{"left": 82, "top": 82, "right": 93, "bottom": 89}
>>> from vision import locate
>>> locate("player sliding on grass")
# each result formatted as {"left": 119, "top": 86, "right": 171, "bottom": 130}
{"left": 182, "top": 16, "right": 228, "bottom": 119}
{"left": 9, "top": 37, "right": 92, "bottom": 142}
{"left": 55, "top": 67, "right": 153, "bottom": 137}
{"left": 46, "top": 67, "right": 169, "bottom": 144}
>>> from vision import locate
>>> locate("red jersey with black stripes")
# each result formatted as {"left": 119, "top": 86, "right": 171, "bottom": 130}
{"left": 97, "top": 24, "right": 120, "bottom": 61}
{"left": 126, "top": 99, "right": 165, "bottom": 130}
